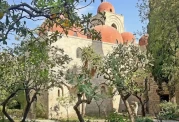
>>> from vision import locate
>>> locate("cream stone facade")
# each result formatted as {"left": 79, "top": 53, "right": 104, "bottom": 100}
{"left": 41, "top": 35, "right": 121, "bottom": 119}
{"left": 91, "top": 11, "right": 125, "bottom": 33}
{"left": 36, "top": 1, "right": 161, "bottom": 119}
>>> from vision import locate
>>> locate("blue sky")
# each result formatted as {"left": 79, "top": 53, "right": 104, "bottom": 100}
{"left": 4, "top": 0, "right": 145, "bottom": 46}
{"left": 78, "top": 0, "right": 145, "bottom": 38}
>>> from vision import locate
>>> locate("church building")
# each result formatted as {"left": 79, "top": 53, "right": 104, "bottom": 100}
{"left": 38, "top": 1, "right": 152, "bottom": 119}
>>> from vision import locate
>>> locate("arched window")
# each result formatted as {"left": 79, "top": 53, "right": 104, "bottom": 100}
{"left": 116, "top": 39, "right": 118, "bottom": 44}
{"left": 111, "top": 23, "right": 117, "bottom": 29}
{"left": 58, "top": 90, "right": 60, "bottom": 97}
{"left": 101, "top": 86, "right": 106, "bottom": 95}
{"left": 110, "top": 9, "right": 112, "bottom": 12}
{"left": 58, "top": 87, "right": 64, "bottom": 97}
{"left": 76, "top": 47, "right": 82, "bottom": 58}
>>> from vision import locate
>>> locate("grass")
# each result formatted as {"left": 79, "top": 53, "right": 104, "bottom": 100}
{"left": 0, "top": 119, "right": 20, "bottom": 122}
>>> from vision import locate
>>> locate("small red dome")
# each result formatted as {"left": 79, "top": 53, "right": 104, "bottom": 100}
{"left": 50, "top": 25, "right": 87, "bottom": 38}
{"left": 121, "top": 32, "right": 135, "bottom": 43}
{"left": 97, "top": 2, "right": 115, "bottom": 13}
{"left": 94, "top": 25, "right": 123, "bottom": 44}
{"left": 139, "top": 34, "right": 149, "bottom": 46}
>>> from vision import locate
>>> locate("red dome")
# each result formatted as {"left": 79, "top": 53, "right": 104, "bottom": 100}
{"left": 97, "top": 2, "right": 115, "bottom": 13}
{"left": 121, "top": 32, "right": 135, "bottom": 43}
{"left": 50, "top": 25, "right": 87, "bottom": 38}
{"left": 139, "top": 34, "right": 149, "bottom": 46}
{"left": 94, "top": 25, "right": 123, "bottom": 44}
{"left": 40, "top": 23, "right": 87, "bottom": 38}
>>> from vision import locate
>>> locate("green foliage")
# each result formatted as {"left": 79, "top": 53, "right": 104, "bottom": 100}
{"left": 158, "top": 101, "right": 179, "bottom": 120}
{"left": 101, "top": 43, "right": 150, "bottom": 122}
{"left": 0, "top": 0, "right": 103, "bottom": 44}
{"left": 138, "top": 0, "right": 179, "bottom": 92}
{"left": 66, "top": 46, "right": 101, "bottom": 99}
{"left": 101, "top": 43, "right": 149, "bottom": 96}
{"left": 57, "top": 95, "right": 76, "bottom": 120}
{"left": 0, "top": 107, "right": 23, "bottom": 119}
{"left": 81, "top": 46, "right": 102, "bottom": 69}
{"left": 65, "top": 46, "right": 102, "bottom": 122}
{"left": 0, "top": 106, "right": 3, "bottom": 117}
{"left": 0, "top": 36, "right": 71, "bottom": 121}
{"left": 15, "top": 91, "right": 26, "bottom": 110}
{"left": 57, "top": 95, "right": 76, "bottom": 109}
{"left": 0, "top": 119, "right": 9, "bottom": 122}
{"left": 105, "top": 112, "right": 130, "bottom": 122}
{"left": 135, "top": 117, "right": 153, "bottom": 122}
{"left": 36, "top": 103, "right": 48, "bottom": 119}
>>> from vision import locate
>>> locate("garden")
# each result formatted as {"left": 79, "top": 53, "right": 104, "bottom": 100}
{"left": 1, "top": 0, "right": 179, "bottom": 122}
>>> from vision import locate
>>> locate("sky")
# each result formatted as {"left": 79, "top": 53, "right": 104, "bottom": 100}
{"left": 78, "top": 0, "right": 145, "bottom": 38}
{"left": 4, "top": 0, "right": 146, "bottom": 46}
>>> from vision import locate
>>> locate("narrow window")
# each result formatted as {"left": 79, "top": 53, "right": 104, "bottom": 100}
{"left": 110, "top": 9, "right": 112, "bottom": 12}
{"left": 76, "top": 47, "right": 82, "bottom": 58}
{"left": 101, "top": 86, "right": 106, "bottom": 95}
{"left": 116, "top": 39, "right": 118, "bottom": 44}
{"left": 58, "top": 87, "right": 64, "bottom": 97}
{"left": 58, "top": 89, "right": 60, "bottom": 97}
{"left": 111, "top": 23, "right": 117, "bottom": 29}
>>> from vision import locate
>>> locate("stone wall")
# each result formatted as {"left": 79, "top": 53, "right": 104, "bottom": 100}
{"left": 47, "top": 86, "right": 77, "bottom": 119}
{"left": 104, "top": 12, "right": 125, "bottom": 33}
{"left": 46, "top": 35, "right": 116, "bottom": 119}
{"left": 148, "top": 80, "right": 160, "bottom": 115}
{"left": 36, "top": 91, "right": 49, "bottom": 119}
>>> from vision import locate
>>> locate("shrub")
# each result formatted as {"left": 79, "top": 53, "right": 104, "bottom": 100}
{"left": 135, "top": 117, "right": 154, "bottom": 122}
{"left": 0, "top": 119, "right": 9, "bottom": 122}
{"left": 0, "top": 106, "right": 3, "bottom": 117}
{"left": 158, "top": 101, "right": 179, "bottom": 120}
{"left": 7, "top": 109, "right": 23, "bottom": 118}
{"left": 105, "top": 112, "right": 129, "bottom": 122}
{"left": 36, "top": 103, "right": 48, "bottom": 119}
{"left": 0, "top": 107, "right": 23, "bottom": 119}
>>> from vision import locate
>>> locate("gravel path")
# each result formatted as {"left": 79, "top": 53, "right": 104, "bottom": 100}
{"left": 31, "top": 119, "right": 179, "bottom": 122}
{"left": 35, "top": 119, "right": 105, "bottom": 122}
{"left": 153, "top": 119, "right": 179, "bottom": 122}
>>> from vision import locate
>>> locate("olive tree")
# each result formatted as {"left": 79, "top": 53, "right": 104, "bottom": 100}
{"left": 0, "top": 0, "right": 104, "bottom": 45}
{"left": 137, "top": 0, "right": 179, "bottom": 101}
{"left": 57, "top": 95, "right": 76, "bottom": 121}
{"left": 0, "top": 36, "right": 71, "bottom": 122}
{"left": 65, "top": 46, "right": 102, "bottom": 122}
{"left": 101, "top": 43, "right": 149, "bottom": 122}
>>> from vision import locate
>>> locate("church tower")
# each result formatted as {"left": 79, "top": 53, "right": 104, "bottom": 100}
{"left": 91, "top": 2, "right": 125, "bottom": 33}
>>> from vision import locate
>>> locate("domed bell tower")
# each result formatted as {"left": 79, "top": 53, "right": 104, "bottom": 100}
{"left": 90, "top": 1, "right": 125, "bottom": 33}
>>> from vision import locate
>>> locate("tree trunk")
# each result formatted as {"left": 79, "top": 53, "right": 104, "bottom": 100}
{"left": 74, "top": 105, "right": 85, "bottom": 122}
{"left": 66, "top": 108, "right": 69, "bottom": 122}
{"left": 137, "top": 96, "right": 146, "bottom": 117}
{"left": 1, "top": 89, "right": 20, "bottom": 122}
{"left": 21, "top": 101, "right": 32, "bottom": 122}
{"left": 81, "top": 94, "right": 86, "bottom": 117}
{"left": 122, "top": 98, "right": 135, "bottom": 122}
{"left": 2, "top": 104, "right": 14, "bottom": 122}
{"left": 141, "top": 103, "right": 146, "bottom": 117}
{"left": 21, "top": 91, "right": 37, "bottom": 122}
{"left": 73, "top": 94, "right": 92, "bottom": 122}
{"left": 146, "top": 100, "right": 149, "bottom": 114}
{"left": 95, "top": 100, "right": 104, "bottom": 118}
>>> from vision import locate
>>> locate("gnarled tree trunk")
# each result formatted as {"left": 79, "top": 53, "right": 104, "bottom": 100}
{"left": 121, "top": 94, "right": 135, "bottom": 122}
{"left": 73, "top": 94, "right": 92, "bottom": 122}
{"left": 1, "top": 89, "right": 20, "bottom": 122}
{"left": 21, "top": 90, "right": 37, "bottom": 122}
